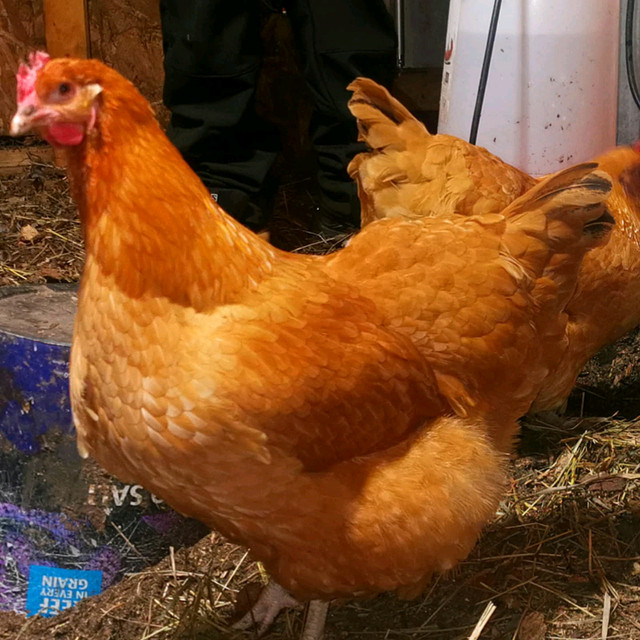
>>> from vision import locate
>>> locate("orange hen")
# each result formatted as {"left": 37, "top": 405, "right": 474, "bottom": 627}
{"left": 349, "top": 78, "right": 640, "bottom": 413}
{"left": 10, "top": 53, "right": 615, "bottom": 633}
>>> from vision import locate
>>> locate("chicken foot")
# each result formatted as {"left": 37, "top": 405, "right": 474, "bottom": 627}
{"left": 233, "top": 581, "right": 328, "bottom": 639}
{"left": 233, "top": 581, "right": 300, "bottom": 635}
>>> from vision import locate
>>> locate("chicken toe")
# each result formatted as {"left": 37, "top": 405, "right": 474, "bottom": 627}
{"left": 233, "top": 581, "right": 302, "bottom": 635}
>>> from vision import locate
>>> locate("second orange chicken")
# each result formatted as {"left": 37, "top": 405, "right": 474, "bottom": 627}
{"left": 348, "top": 78, "right": 640, "bottom": 412}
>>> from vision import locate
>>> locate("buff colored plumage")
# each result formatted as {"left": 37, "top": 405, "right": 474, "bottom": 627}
{"left": 348, "top": 78, "right": 640, "bottom": 412}
{"left": 11, "top": 54, "right": 615, "bottom": 631}
{"left": 347, "top": 77, "right": 536, "bottom": 226}
{"left": 532, "top": 146, "right": 640, "bottom": 410}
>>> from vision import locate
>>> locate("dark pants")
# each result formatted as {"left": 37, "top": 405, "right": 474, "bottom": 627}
{"left": 160, "top": 0, "right": 397, "bottom": 232}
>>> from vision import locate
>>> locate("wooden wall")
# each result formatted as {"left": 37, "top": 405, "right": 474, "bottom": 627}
{"left": 0, "top": 2, "right": 45, "bottom": 133}
{"left": 0, "top": 0, "right": 164, "bottom": 135}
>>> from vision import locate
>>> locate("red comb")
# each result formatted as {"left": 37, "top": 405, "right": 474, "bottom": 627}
{"left": 632, "top": 139, "right": 640, "bottom": 154}
{"left": 16, "top": 51, "right": 50, "bottom": 105}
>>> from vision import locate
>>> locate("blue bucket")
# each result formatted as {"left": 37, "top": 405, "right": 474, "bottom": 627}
{"left": 0, "top": 285, "right": 206, "bottom": 616}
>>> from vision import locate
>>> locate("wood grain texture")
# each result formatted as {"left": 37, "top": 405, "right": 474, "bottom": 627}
{"left": 44, "top": 0, "right": 89, "bottom": 58}
{"left": 0, "top": 146, "right": 54, "bottom": 175}
{"left": 0, "top": 1, "right": 45, "bottom": 133}
{"left": 0, "top": 0, "right": 163, "bottom": 134}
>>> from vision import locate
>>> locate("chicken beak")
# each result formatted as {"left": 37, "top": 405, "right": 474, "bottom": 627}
{"left": 10, "top": 104, "right": 38, "bottom": 136}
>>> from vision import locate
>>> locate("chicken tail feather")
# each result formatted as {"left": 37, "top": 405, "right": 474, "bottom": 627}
{"left": 499, "top": 162, "right": 614, "bottom": 310}
{"left": 503, "top": 162, "right": 614, "bottom": 250}
{"left": 347, "top": 77, "right": 429, "bottom": 152}
{"left": 347, "top": 78, "right": 431, "bottom": 225}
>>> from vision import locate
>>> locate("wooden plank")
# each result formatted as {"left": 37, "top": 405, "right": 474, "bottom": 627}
{"left": 0, "top": 1, "right": 44, "bottom": 136}
{"left": 0, "top": 147, "right": 56, "bottom": 176}
{"left": 0, "top": 0, "right": 165, "bottom": 136}
{"left": 44, "top": 0, "right": 89, "bottom": 58}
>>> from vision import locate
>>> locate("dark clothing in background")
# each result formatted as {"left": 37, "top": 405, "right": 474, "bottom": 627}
{"left": 160, "top": 0, "right": 397, "bottom": 233}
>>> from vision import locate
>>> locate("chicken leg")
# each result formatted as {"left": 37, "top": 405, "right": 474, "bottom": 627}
{"left": 301, "top": 600, "right": 330, "bottom": 640}
{"left": 233, "top": 581, "right": 328, "bottom": 640}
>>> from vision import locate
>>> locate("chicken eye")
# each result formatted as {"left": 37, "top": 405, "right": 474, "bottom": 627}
{"left": 50, "top": 82, "right": 76, "bottom": 103}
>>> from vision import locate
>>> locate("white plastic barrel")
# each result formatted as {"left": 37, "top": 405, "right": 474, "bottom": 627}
{"left": 438, "top": 0, "right": 621, "bottom": 176}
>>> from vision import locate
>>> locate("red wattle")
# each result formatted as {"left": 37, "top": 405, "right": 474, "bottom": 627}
{"left": 46, "top": 122, "right": 85, "bottom": 146}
